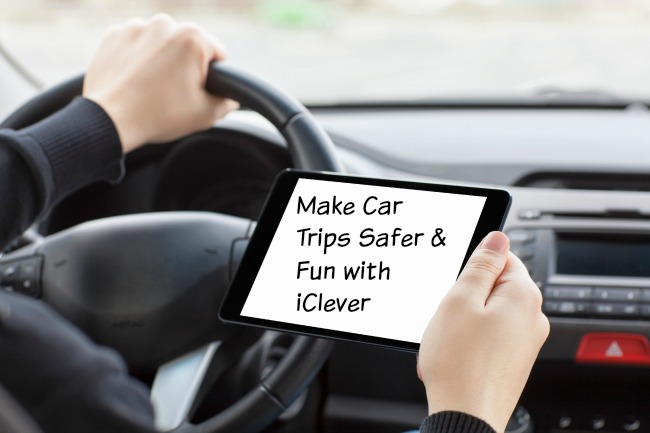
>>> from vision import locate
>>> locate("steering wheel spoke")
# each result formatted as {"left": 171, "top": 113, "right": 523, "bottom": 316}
{"left": 152, "top": 341, "right": 223, "bottom": 431}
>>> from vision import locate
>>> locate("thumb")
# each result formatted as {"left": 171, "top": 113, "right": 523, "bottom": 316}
{"left": 453, "top": 231, "right": 510, "bottom": 303}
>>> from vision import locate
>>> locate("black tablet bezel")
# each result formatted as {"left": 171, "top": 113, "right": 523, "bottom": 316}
{"left": 219, "top": 169, "right": 511, "bottom": 352}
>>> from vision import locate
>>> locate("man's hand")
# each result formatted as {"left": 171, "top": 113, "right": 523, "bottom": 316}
{"left": 417, "top": 231, "right": 549, "bottom": 433}
{"left": 83, "top": 14, "right": 238, "bottom": 153}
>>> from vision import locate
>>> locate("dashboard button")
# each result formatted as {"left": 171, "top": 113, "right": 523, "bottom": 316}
{"left": 642, "top": 289, "right": 650, "bottom": 302}
{"left": 624, "top": 418, "right": 641, "bottom": 432}
{"left": 593, "top": 303, "right": 638, "bottom": 316}
{"left": 592, "top": 417, "right": 606, "bottom": 430}
{"left": 518, "top": 209, "right": 541, "bottom": 220}
{"left": 511, "top": 245, "right": 534, "bottom": 260}
{"left": 558, "top": 416, "right": 572, "bottom": 429}
{"left": 545, "top": 286, "right": 592, "bottom": 300}
{"left": 576, "top": 333, "right": 650, "bottom": 365}
{"left": 594, "top": 288, "right": 641, "bottom": 302}
{"left": 544, "top": 301, "right": 590, "bottom": 315}
{"left": 508, "top": 230, "right": 536, "bottom": 244}
{"left": 641, "top": 305, "right": 650, "bottom": 317}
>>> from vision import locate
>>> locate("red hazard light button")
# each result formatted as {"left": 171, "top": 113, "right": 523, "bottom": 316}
{"left": 576, "top": 333, "right": 650, "bottom": 366}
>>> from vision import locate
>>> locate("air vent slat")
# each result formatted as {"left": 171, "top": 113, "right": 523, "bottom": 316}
{"left": 515, "top": 172, "right": 650, "bottom": 192}
{"left": 548, "top": 210, "right": 650, "bottom": 220}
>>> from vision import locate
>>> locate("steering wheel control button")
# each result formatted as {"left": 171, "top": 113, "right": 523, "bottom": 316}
{"left": 21, "top": 260, "right": 37, "bottom": 278}
{"left": 2, "top": 266, "right": 17, "bottom": 279}
{"left": 0, "top": 257, "right": 42, "bottom": 298}
{"left": 576, "top": 333, "right": 650, "bottom": 366}
{"left": 0, "top": 266, "right": 16, "bottom": 291}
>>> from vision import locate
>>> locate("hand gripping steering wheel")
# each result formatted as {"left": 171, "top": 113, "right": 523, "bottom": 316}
{"left": 0, "top": 63, "right": 343, "bottom": 433}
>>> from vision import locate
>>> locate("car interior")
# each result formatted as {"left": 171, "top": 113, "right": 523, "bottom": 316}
{"left": 2, "top": 1, "right": 650, "bottom": 433}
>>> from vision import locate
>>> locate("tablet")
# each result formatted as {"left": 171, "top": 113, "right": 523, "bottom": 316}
{"left": 220, "top": 170, "right": 511, "bottom": 352}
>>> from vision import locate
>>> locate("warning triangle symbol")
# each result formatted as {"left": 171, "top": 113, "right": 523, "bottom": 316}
{"left": 605, "top": 341, "right": 624, "bottom": 357}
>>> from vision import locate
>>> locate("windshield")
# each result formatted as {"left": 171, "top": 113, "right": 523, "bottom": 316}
{"left": 2, "top": 0, "right": 650, "bottom": 104}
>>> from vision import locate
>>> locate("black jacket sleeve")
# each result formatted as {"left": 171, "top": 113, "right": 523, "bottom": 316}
{"left": 0, "top": 97, "right": 123, "bottom": 250}
{"left": 0, "top": 98, "right": 157, "bottom": 433}
{"left": 421, "top": 411, "right": 497, "bottom": 433}
{"left": 0, "top": 291, "right": 157, "bottom": 433}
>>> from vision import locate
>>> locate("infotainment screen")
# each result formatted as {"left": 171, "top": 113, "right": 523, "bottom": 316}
{"left": 556, "top": 233, "right": 650, "bottom": 278}
{"left": 220, "top": 170, "right": 511, "bottom": 351}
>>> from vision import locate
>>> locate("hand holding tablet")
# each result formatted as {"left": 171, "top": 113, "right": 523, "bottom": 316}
{"left": 220, "top": 170, "right": 511, "bottom": 351}
{"left": 419, "top": 231, "right": 549, "bottom": 432}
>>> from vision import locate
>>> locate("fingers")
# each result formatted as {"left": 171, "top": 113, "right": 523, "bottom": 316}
{"left": 537, "top": 311, "right": 551, "bottom": 343}
{"left": 85, "top": 13, "right": 237, "bottom": 150}
{"left": 131, "top": 15, "right": 226, "bottom": 63}
{"left": 205, "top": 33, "right": 228, "bottom": 62}
{"left": 452, "top": 231, "right": 510, "bottom": 303}
{"left": 150, "top": 13, "right": 174, "bottom": 26}
{"left": 164, "top": 20, "right": 227, "bottom": 84}
{"left": 489, "top": 252, "right": 543, "bottom": 307}
{"left": 499, "top": 252, "right": 535, "bottom": 286}
{"left": 218, "top": 98, "right": 241, "bottom": 116}
{"left": 199, "top": 95, "right": 240, "bottom": 129}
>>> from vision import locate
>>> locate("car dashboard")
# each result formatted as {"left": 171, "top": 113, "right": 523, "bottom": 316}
{"left": 41, "top": 104, "right": 650, "bottom": 433}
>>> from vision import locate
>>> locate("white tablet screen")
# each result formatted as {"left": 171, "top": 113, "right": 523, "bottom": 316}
{"left": 240, "top": 177, "right": 487, "bottom": 344}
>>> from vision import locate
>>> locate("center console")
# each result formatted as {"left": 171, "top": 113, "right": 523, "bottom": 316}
{"left": 504, "top": 188, "right": 650, "bottom": 433}
{"left": 509, "top": 229, "right": 650, "bottom": 321}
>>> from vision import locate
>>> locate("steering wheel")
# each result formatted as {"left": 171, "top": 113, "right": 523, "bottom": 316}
{"left": 0, "top": 63, "right": 343, "bottom": 433}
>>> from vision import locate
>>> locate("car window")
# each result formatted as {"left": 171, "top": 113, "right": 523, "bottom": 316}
{"left": 2, "top": 0, "right": 650, "bottom": 103}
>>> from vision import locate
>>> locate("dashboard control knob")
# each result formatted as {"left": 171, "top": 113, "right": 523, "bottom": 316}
{"left": 558, "top": 416, "right": 572, "bottom": 429}
{"left": 507, "top": 230, "right": 536, "bottom": 244}
{"left": 624, "top": 418, "right": 641, "bottom": 432}
{"left": 518, "top": 209, "right": 541, "bottom": 220}
{"left": 592, "top": 417, "right": 606, "bottom": 430}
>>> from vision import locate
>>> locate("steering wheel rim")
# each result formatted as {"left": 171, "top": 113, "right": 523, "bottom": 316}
{"left": 0, "top": 63, "right": 343, "bottom": 433}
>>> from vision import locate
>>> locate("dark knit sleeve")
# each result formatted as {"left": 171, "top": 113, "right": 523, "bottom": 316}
{"left": 421, "top": 411, "right": 497, "bottom": 433}
{"left": 0, "top": 97, "right": 123, "bottom": 249}
{"left": 0, "top": 291, "right": 157, "bottom": 433}
{"left": 0, "top": 99, "right": 158, "bottom": 432}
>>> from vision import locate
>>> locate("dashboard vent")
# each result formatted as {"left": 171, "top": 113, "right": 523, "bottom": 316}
{"left": 518, "top": 209, "right": 650, "bottom": 221}
{"left": 515, "top": 172, "right": 650, "bottom": 192}
{"left": 549, "top": 210, "right": 650, "bottom": 220}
